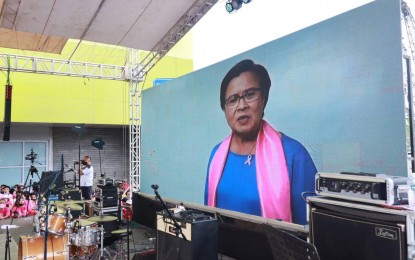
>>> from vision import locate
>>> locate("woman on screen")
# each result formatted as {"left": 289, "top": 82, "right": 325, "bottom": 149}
{"left": 204, "top": 59, "right": 317, "bottom": 224}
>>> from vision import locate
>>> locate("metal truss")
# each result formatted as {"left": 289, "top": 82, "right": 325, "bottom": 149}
{"left": 403, "top": 1, "right": 415, "bottom": 172}
{"left": 128, "top": 0, "right": 218, "bottom": 192}
{"left": 0, "top": 53, "right": 132, "bottom": 81}
{"left": 128, "top": 49, "right": 142, "bottom": 192}
{"left": 133, "top": 0, "right": 217, "bottom": 78}
{"left": 403, "top": 1, "right": 415, "bottom": 65}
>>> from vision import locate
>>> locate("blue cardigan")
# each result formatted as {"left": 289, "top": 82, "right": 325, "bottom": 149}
{"left": 204, "top": 133, "right": 317, "bottom": 225}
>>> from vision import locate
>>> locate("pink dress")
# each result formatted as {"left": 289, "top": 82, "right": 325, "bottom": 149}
{"left": 27, "top": 200, "right": 38, "bottom": 216}
{"left": 11, "top": 205, "right": 27, "bottom": 218}
{"left": 0, "top": 206, "right": 10, "bottom": 219}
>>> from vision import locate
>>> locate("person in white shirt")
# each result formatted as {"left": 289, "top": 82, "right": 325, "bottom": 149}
{"left": 79, "top": 155, "right": 94, "bottom": 200}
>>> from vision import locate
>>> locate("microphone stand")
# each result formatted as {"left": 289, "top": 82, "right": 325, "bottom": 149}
{"left": 117, "top": 191, "right": 123, "bottom": 225}
{"left": 4, "top": 226, "right": 10, "bottom": 260}
{"left": 78, "top": 144, "right": 81, "bottom": 189}
{"left": 152, "top": 185, "right": 187, "bottom": 260}
{"left": 4, "top": 209, "right": 19, "bottom": 260}
{"left": 126, "top": 206, "right": 131, "bottom": 258}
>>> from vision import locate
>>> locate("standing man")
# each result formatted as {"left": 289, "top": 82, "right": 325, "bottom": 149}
{"left": 79, "top": 155, "right": 94, "bottom": 200}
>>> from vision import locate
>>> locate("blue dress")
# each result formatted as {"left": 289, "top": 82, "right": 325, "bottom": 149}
{"left": 204, "top": 133, "right": 317, "bottom": 225}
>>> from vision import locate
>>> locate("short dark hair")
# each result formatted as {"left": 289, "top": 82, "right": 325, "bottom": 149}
{"left": 220, "top": 59, "right": 271, "bottom": 110}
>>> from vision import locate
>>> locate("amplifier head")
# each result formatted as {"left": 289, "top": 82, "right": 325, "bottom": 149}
{"left": 315, "top": 172, "right": 408, "bottom": 205}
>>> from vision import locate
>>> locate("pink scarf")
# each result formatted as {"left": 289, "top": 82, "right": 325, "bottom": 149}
{"left": 207, "top": 120, "right": 292, "bottom": 221}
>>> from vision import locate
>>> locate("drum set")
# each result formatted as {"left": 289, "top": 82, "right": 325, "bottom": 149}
{"left": 19, "top": 200, "right": 118, "bottom": 259}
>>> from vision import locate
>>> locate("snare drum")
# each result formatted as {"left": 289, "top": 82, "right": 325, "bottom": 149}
{"left": 41, "top": 213, "right": 68, "bottom": 235}
{"left": 71, "top": 219, "right": 101, "bottom": 247}
{"left": 18, "top": 235, "right": 69, "bottom": 260}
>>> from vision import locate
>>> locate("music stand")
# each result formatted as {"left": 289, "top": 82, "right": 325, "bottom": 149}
{"left": 262, "top": 224, "right": 320, "bottom": 260}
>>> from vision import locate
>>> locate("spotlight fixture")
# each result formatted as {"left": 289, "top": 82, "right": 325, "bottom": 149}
{"left": 225, "top": 0, "right": 251, "bottom": 13}
{"left": 91, "top": 137, "right": 105, "bottom": 150}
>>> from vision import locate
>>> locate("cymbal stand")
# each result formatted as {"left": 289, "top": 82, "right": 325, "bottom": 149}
{"left": 73, "top": 161, "right": 77, "bottom": 190}
{"left": 66, "top": 227, "right": 71, "bottom": 260}
{"left": 117, "top": 191, "right": 123, "bottom": 224}
{"left": 100, "top": 225, "right": 104, "bottom": 258}
{"left": 97, "top": 194, "right": 104, "bottom": 216}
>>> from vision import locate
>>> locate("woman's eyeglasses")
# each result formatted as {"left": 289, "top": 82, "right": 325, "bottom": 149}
{"left": 225, "top": 88, "right": 262, "bottom": 109}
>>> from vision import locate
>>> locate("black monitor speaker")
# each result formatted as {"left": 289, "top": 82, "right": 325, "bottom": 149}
{"left": 156, "top": 211, "right": 218, "bottom": 260}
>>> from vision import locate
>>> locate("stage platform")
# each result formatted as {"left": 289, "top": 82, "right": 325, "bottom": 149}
{"left": 0, "top": 216, "right": 157, "bottom": 259}
{"left": 0, "top": 216, "right": 236, "bottom": 259}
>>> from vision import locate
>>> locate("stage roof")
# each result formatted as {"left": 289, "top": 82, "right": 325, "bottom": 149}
{"left": 0, "top": 0, "right": 215, "bottom": 54}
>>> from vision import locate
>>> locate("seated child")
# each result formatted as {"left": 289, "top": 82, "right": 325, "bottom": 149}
{"left": 0, "top": 199, "right": 10, "bottom": 219}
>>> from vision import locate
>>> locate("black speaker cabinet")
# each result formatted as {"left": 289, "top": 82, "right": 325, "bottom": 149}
{"left": 96, "top": 185, "right": 118, "bottom": 207}
{"left": 60, "top": 188, "right": 81, "bottom": 200}
{"left": 156, "top": 211, "right": 218, "bottom": 260}
{"left": 309, "top": 196, "right": 413, "bottom": 260}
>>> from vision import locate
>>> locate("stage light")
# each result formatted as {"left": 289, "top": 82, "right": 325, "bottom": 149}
{"left": 225, "top": 1, "right": 240, "bottom": 13}
{"left": 225, "top": 0, "right": 252, "bottom": 14}
{"left": 91, "top": 137, "right": 105, "bottom": 150}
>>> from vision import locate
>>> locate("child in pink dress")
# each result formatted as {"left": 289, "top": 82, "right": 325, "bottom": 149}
{"left": 26, "top": 193, "right": 38, "bottom": 216}
{"left": 0, "top": 199, "right": 11, "bottom": 219}
{"left": 11, "top": 194, "right": 28, "bottom": 218}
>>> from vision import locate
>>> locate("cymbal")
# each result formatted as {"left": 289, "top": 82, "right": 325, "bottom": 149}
{"left": 52, "top": 202, "right": 83, "bottom": 211}
{"left": 88, "top": 215, "right": 117, "bottom": 222}
{"left": 111, "top": 229, "right": 129, "bottom": 234}
{"left": 60, "top": 203, "right": 83, "bottom": 211}
{"left": 77, "top": 219, "right": 96, "bottom": 227}
{"left": 41, "top": 206, "right": 66, "bottom": 215}
{"left": 54, "top": 200, "right": 84, "bottom": 205}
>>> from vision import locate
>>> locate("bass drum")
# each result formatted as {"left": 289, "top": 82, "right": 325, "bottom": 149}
{"left": 18, "top": 235, "right": 69, "bottom": 260}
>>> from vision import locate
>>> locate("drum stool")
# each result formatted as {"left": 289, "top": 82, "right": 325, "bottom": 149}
{"left": 111, "top": 229, "right": 133, "bottom": 259}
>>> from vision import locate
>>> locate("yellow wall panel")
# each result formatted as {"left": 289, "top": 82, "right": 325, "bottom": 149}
{"left": 0, "top": 72, "right": 129, "bottom": 124}
{"left": 142, "top": 54, "right": 193, "bottom": 90}
{"left": 0, "top": 35, "right": 193, "bottom": 125}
